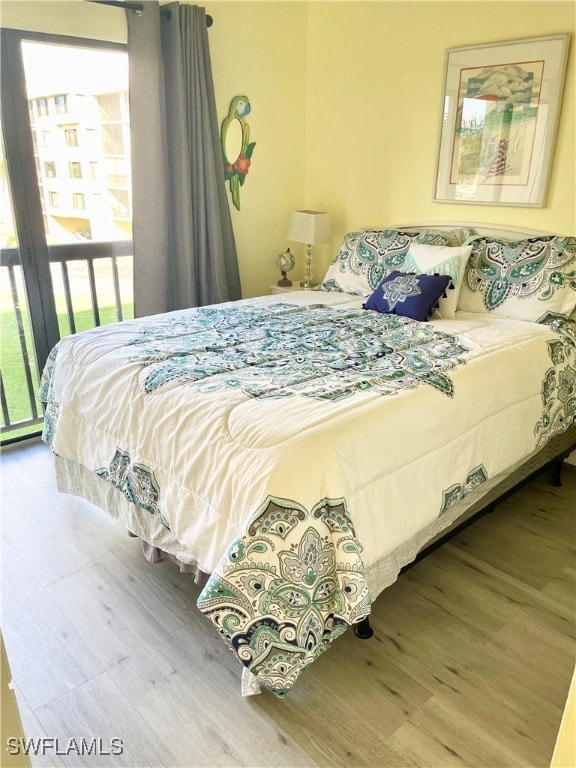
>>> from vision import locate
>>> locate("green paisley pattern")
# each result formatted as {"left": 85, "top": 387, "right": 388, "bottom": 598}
{"left": 96, "top": 448, "right": 170, "bottom": 529}
{"left": 439, "top": 465, "right": 488, "bottom": 515}
{"left": 318, "top": 229, "right": 450, "bottom": 295}
{"left": 534, "top": 319, "right": 576, "bottom": 446}
{"left": 464, "top": 236, "right": 576, "bottom": 313}
{"left": 39, "top": 344, "right": 61, "bottom": 448}
{"left": 130, "top": 303, "right": 468, "bottom": 400}
{"left": 197, "top": 496, "right": 370, "bottom": 696}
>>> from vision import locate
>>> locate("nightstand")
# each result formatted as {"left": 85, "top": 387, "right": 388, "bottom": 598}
{"left": 270, "top": 284, "right": 304, "bottom": 295}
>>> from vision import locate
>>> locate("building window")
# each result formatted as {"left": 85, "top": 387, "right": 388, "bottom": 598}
{"left": 105, "top": 158, "right": 127, "bottom": 188}
{"left": 90, "top": 161, "right": 99, "bottom": 179}
{"left": 54, "top": 94, "right": 68, "bottom": 114}
{"left": 97, "top": 93, "right": 122, "bottom": 121}
{"left": 101, "top": 124, "right": 124, "bottom": 155}
{"left": 41, "top": 130, "right": 51, "bottom": 148}
{"left": 36, "top": 98, "right": 48, "bottom": 117}
{"left": 31, "top": 130, "right": 38, "bottom": 152}
{"left": 48, "top": 191, "right": 59, "bottom": 207}
{"left": 44, "top": 161, "right": 56, "bottom": 178}
{"left": 109, "top": 189, "right": 129, "bottom": 218}
{"left": 72, "top": 192, "right": 85, "bottom": 209}
{"left": 69, "top": 161, "right": 82, "bottom": 179}
{"left": 85, "top": 128, "right": 96, "bottom": 149}
{"left": 65, "top": 128, "right": 79, "bottom": 147}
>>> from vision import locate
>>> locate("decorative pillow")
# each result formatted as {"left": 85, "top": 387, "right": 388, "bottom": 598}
{"left": 418, "top": 226, "right": 474, "bottom": 247}
{"left": 402, "top": 243, "right": 472, "bottom": 318}
{"left": 317, "top": 229, "right": 451, "bottom": 296}
{"left": 363, "top": 271, "right": 452, "bottom": 321}
{"left": 457, "top": 236, "right": 576, "bottom": 322}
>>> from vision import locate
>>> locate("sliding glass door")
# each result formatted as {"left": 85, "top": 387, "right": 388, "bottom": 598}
{"left": 0, "top": 29, "right": 133, "bottom": 442}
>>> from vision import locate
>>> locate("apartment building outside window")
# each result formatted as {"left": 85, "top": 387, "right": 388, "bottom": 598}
{"left": 36, "top": 97, "right": 48, "bottom": 116}
{"left": 41, "top": 130, "right": 51, "bottom": 147}
{"left": 109, "top": 189, "right": 129, "bottom": 218}
{"left": 55, "top": 94, "right": 68, "bottom": 114}
{"left": 44, "top": 161, "right": 56, "bottom": 178}
{"left": 101, "top": 123, "right": 124, "bottom": 155}
{"left": 97, "top": 93, "right": 122, "bottom": 121}
{"left": 105, "top": 158, "right": 127, "bottom": 188}
{"left": 65, "top": 128, "right": 78, "bottom": 147}
{"left": 69, "top": 161, "right": 82, "bottom": 178}
{"left": 73, "top": 192, "right": 85, "bottom": 209}
{"left": 48, "top": 191, "right": 59, "bottom": 207}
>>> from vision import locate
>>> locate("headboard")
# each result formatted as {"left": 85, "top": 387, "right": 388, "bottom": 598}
{"left": 394, "top": 221, "right": 554, "bottom": 241}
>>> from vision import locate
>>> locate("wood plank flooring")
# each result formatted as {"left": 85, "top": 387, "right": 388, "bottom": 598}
{"left": 1, "top": 441, "right": 574, "bottom": 768}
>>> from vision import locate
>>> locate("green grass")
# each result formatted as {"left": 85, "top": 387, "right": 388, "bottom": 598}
{"left": 1, "top": 303, "right": 133, "bottom": 443}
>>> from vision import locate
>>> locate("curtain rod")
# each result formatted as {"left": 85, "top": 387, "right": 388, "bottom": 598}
{"left": 85, "top": 1, "right": 213, "bottom": 26}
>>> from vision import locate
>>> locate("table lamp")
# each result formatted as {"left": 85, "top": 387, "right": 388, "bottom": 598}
{"left": 287, "top": 210, "right": 331, "bottom": 289}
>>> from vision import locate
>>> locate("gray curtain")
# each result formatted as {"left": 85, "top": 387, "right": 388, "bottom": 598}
{"left": 126, "top": 2, "right": 241, "bottom": 317}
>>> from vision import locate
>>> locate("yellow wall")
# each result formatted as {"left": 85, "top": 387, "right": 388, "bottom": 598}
{"left": 1, "top": 1, "right": 575, "bottom": 295}
{"left": 205, "top": 2, "right": 308, "bottom": 297}
{"left": 305, "top": 1, "right": 576, "bottom": 279}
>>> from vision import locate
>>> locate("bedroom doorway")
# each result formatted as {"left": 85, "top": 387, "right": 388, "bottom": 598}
{"left": 0, "top": 30, "right": 133, "bottom": 443}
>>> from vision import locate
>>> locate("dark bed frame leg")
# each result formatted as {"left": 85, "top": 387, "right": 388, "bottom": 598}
{"left": 354, "top": 616, "right": 373, "bottom": 639}
{"left": 548, "top": 457, "right": 565, "bottom": 487}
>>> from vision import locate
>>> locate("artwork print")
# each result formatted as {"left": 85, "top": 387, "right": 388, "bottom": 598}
{"left": 434, "top": 35, "right": 569, "bottom": 207}
{"left": 451, "top": 59, "right": 543, "bottom": 188}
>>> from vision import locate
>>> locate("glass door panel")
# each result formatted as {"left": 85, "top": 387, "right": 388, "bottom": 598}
{"left": 20, "top": 41, "right": 134, "bottom": 341}
{"left": 0, "top": 131, "right": 43, "bottom": 440}
{"left": 0, "top": 33, "right": 133, "bottom": 444}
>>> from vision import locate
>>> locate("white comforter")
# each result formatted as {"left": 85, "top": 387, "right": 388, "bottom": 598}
{"left": 40, "top": 291, "right": 575, "bottom": 694}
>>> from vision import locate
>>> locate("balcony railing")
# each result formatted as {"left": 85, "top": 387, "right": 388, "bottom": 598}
{"left": 0, "top": 240, "right": 133, "bottom": 442}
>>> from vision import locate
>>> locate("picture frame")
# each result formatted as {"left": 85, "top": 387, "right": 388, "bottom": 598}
{"left": 434, "top": 34, "right": 570, "bottom": 207}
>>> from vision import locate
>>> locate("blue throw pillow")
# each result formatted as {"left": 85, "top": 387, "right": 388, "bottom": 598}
{"left": 363, "top": 271, "right": 452, "bottom": 321}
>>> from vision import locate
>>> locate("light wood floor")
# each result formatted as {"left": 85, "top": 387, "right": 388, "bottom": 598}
{"left": 1, "top": 441, "right": 574, "bottom": 768}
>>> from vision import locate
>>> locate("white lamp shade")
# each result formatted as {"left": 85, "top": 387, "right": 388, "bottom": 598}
{"left": 287, "top": 210, "right": 331, "bottom": 245}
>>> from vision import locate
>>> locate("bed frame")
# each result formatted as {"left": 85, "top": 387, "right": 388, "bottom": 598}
{"left": 354, "top": 424, "right": 576, "bottom": 638}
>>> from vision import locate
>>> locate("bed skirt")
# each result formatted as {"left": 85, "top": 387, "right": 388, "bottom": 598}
{"left": 54, "top": 425, "right": 576, "bottom": 602}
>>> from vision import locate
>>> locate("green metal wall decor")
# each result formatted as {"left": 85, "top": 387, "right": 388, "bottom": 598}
{"left": 221, "top": 95, "right": 256, "bottom": 210}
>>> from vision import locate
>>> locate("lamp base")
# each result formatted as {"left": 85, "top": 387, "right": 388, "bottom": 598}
{"left": 300, "top": 279, "right": 317, "bottom": 290}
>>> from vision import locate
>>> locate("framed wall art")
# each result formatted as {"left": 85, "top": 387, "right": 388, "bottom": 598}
{"left": 434, "top": 34, "right": 570, "bottom": 207}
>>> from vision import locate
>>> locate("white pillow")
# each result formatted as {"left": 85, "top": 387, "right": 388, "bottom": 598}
{"left": 402, "top": 243, "right": 472, "bottom": 318}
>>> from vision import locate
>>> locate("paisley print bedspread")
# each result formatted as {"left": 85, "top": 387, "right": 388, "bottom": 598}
{"left": 39, "top": 293, "right": 576, "bottom": 696}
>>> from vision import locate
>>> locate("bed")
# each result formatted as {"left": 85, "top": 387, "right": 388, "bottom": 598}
{"left": 39, "top": 222, "right": 576, "bottom": 697}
